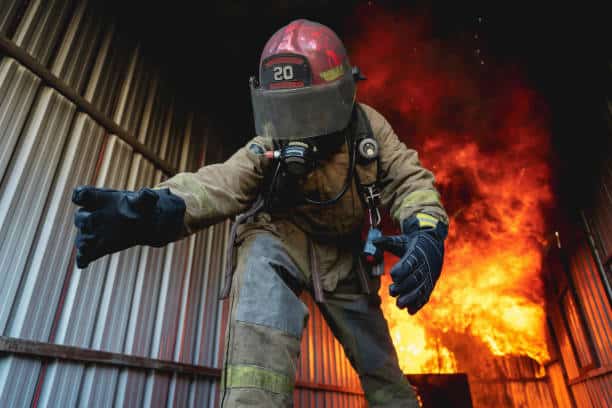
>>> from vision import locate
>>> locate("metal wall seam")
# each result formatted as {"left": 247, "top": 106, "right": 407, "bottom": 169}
{"left": 144, "top": 238, "right": 192, "bottom": 403}
{"left": 178, "top": 113, "right": 193, "bottom": 173}
{"left": 36, "top": 136, "right": 132, "bottom": 407}
{"left": 0, "top": 113, "right": 104, "bottom": 407}
{"left": 551, "top": 307, "right": 580, "bottom": 380}
{"left": 0, "top": 88, "right": 76, "bottom": 333}
{"left": 546, "top": 361, "right": 572, "bottom": 408}
{"left": 591, "top": 160, "right": 612, "bottom": 259}
{"left": 0, "top": 0, "right": 23, "bottom": 35}
{"left": 137, "top": 76, "right": 160, "bottom": 145}
{"left": 193, "top": 227, "right": 215, "bottom": 369}
{"left": 187, "top": 229, "right": 219, "bottom": 408}
{"left": 0, "top": 58, "right": 41, "bottom": 182}
{"left": 570, "top": 244, "right": 612, "bottom": 365}
{"left": 11, "top": 0, "right": 74, "bottom": 66}
{"left": 188, "top": 228, "right": 214, "bottom": 407}
{"left": 121, "top": 52, "right": 156, "bottom": 136}
{"left": 175, "top": 232, "right": 203, "bottom": 365}
{"left": 49, "top": 1, "right": 102, "bottom": 94}
{"left": 562, "top": 291, "right": 595, "bottom": 367}
{"left": 166, "top": 110, "right": 185, "bottom": 170}
{"left": 83, "top": 25, "right": 133, "bottom": 118}
{"left": 157, "top": 98, "right": 175, "bottom": 162}
{"left": 185, "top": 228, "right": 214, "bottom": 407}
{"left": 167, "top": 235, "right": 198, "bottom": 406}
{"left": 78, "top": 156, "right": 156, "bottom": 407}
{"left": 145, "top": 86, "right": 171, "bottom": 159}
{"left": 111, "top": 45, "right": 139, "bottom": 124}
{"left": 114, "top": 170, "right": 169, "bottom": 408}
{"left": 186, "top": 114, "right": 205, "bottom": 172}
{"left": 195, "top": 227, "right": 218, "bottom": 366}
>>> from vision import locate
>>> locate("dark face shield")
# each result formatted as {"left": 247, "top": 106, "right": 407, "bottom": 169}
{"left": 250, "top": 69, "right": 356, "bottom": 140}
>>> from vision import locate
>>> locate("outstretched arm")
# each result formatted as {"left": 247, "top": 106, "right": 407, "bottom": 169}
{"left": 72, "top": 137, "right": 271, "bottom": 268}
{"left": 155, "top": 136, "right": 272, "bottom": 234}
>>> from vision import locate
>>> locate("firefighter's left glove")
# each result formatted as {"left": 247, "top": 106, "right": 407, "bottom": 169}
{"left": 72, "top": 186, "right": 186, "bottom": 269}
{"left": 373, "top": 214, "right": 448, "bottom": 315}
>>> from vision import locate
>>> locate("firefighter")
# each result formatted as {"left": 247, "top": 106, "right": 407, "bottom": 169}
{"left": 73, "top": 19, "right": 448, "bottom": 407}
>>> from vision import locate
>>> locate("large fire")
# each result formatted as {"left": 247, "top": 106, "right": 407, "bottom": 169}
{"left": 348, "top": 5, "right": 553, "bottom": 374}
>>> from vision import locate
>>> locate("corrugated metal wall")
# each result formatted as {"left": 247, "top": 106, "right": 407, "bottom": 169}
{"left": 0, "top": 1, "right": 368, "bottom": 407}
{"left": 0, "top": 0, "right": 229, "bottom": 406}
{"left": 466, "top": 356, "right": 554, "bottom": 408}
{"left": 295, "top": 294, "right": 366, "bottom": 407}
{"left": 545, "top": 104, "right": 612, "bottom": 407}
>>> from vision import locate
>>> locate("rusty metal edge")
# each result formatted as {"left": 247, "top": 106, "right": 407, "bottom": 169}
{"left": 0, "top": 335, "right": 220, "bottom": 378}
{"left": 0, "top": 336, "right": 367, "bottom": 396}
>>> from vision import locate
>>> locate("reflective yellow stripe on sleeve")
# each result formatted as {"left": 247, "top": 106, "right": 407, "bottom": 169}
{"left": 224, "top": 364, "right": 294, "bottom": 395}
{"left": 393, "top": 189, "right": 441, "bottom": 220}
{"left": 416, "top": 213, "right": 439, "bottom": 229}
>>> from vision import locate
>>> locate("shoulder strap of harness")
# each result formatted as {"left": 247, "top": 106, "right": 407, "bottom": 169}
{"left": 353, "top": 104, "right": 383, "bottom": 227}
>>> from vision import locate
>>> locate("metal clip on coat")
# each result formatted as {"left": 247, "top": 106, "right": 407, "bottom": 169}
{"left": 361, "top": 184, "right": 385, "bottom": 276}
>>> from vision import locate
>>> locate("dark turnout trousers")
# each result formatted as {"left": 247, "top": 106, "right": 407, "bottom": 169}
{"left": 219, "top": 233, "right": 418, "bottom": 407}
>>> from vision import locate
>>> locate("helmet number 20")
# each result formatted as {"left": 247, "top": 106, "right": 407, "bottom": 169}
{"left": 273, "top": 65, "right": 294, "bottom": 81}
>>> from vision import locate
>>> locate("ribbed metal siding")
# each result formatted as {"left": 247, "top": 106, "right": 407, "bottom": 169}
{"left": 467, "top": 356, "right": 554, "bottom": 408}
{"left": 0, "top": 0, "right": 24, "bottom": 35}
{"left": 0, "top": 1, "right": 229, "bottom": 407}
{"left": 49, "top": 0, "right": 102, "bottom": 94}
{"left": 547, "top": 362, "right": 573, "bottom": 408}
{"left": 568, "top": 243, "right": 612, "bottom": 367}
{"left": 546, "top": 173, "right": 612, "bottom": 408}
{"left": 561, "top": 241, "right": 612, "bottom": 407}
{"left": 561, "top": 289, "right": 595, "bottom": 368}
{"left": 0, "top": 58, "right": 41, "bottom": 192}
{"left": 571, "top": 375, "right": 612, "bottom": 408}
{"left": 589, "top": 140, "right": 612, "bottom": 263}
{"left": 295, "top": 294, "right": 367, "bottom": 407}
{"left": 0, "top": 88, "right": 77, "bottom": 332}
{"left": 550, "top": 307, "right": 580, "bottom": 380}
{"left": 12, "top": 0, "right": 74, "bottom": 66}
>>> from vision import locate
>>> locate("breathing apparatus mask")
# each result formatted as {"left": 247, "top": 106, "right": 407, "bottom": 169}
{"left": 261, "top": 108, "right": 380, "bottom": 208}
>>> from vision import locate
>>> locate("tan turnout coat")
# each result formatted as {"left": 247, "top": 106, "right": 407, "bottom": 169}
{"left": 157, "top": 103, "right": 448, "bottom": 291}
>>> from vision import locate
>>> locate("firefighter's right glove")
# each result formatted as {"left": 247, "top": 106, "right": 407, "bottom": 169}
{"left": 72, "top": 186, "right": 186, "bottom": 269}
{"left": 373, "top": 214, "right": 448, "bottom": 315}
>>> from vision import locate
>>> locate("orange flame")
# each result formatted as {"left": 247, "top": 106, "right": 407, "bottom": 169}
{"left": 349, "top": 5, "right": 553, "bottom": 373}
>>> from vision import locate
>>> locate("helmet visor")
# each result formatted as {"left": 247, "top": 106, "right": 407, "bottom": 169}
{"left": 250, "top": 70, "right": 355, "bottom": 140}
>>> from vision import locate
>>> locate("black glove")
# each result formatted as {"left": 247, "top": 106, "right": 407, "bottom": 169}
{"left": 72, "top": 186, "right": 186, "bottom": 269}
{"left": 373, "top": 214, "right": 448, "bottom": 315}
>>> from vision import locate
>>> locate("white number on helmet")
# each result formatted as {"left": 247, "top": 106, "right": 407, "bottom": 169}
{"left": 273, "top": 66, "right": 294, "bottom": 81}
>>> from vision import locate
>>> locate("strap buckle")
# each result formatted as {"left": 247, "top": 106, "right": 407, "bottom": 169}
{"left": 363, "top": 184, "right": 381, "bottom": 227}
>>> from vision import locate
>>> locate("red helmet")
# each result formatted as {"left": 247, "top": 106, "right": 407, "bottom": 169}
{"left": 250, "top": 19, "right": 360, "bottom": 140}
